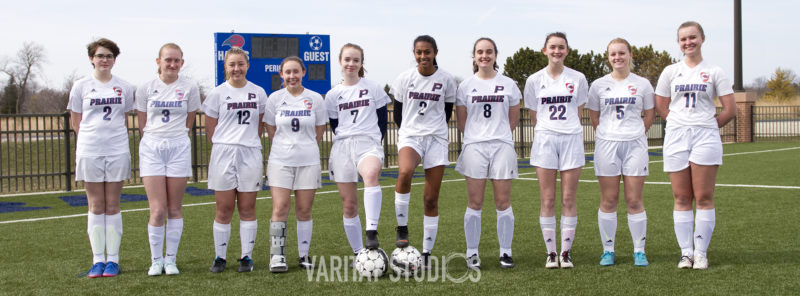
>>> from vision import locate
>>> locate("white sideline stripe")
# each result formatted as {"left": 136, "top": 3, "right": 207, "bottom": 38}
{"left": 1, "top": 146, "right": 798, "bottom": 224}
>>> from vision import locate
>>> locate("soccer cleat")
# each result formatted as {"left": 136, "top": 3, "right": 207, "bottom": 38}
{"left": 395, "top": 226, "right": 409, "bottom": 248}
{"left": 299, "top": 256, "right": 314, "bottom": 270}
{"left": 148, "top": 259, "right": 164, "bottom": 276}
{"left": 545, "top": 252, "right": 559, "bottom": 269}
{"left": 88, "top": 262, "right": 105, "bottom": 278}
{"left": 420, "top": 252, "right": 431, "bottom": 270}
{"left": 633, "top": 252, "right": 649, "bottom": 267}
{"left": 238, "top": 256, "right": 254, "bottom": 272}
{"left": 349, "top": 252, "right": 358, "bottom": 269}
{"left": 365, "top": 230, "right": 379, "bottom": 249}
{"left": 164, "top": 259, "right": 180, "bottom": 275}
{"left": 599, "top": 251, "right": 616, "bottom": 266}
{"left": 693, "top": 254, "right": 708, "bottom": 270}
{"left": 209, "top": 257, "right": 226, "bottom": 273}
{"left": 269, "top": 255, "right": 288, "bottom": 273}
{"left": 466, "top": 254, "right": 481, "bottom": 270}
{"left": 102, "top": 262, "right": 120, "bottom": 277}
{"left": 559, "top": 251, "right": 574, "bottom": 269}
{"left": 677, "top": 255, "right": 694, "bottom": 269}
{"left": 499, "top": 253, "right": 515, "bottom": 269}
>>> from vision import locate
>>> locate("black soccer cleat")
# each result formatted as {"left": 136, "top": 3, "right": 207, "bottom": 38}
{"left": 365, "top": 230, "right": 380, "bottom": 249}
{"left": 209, "top": 257, "right": 226, "bottom": 273}
{"left": 238, "top": 256, "right": 254, "bottom": 272}
{"left": 500, "top": 253, "right": 515, "bottom": 269}
{"left": 395, "top": 226, "right": 409, "bottom": 248}
{"left": 299, "top": 255, "right": 314, "bottom": 270}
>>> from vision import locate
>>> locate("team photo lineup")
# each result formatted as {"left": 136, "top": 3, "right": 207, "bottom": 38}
{"left": 66, "top": 20, "right": 737, "bottom": 278}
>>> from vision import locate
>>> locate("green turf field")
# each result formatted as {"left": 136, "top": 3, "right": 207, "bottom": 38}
{"left": 1, "top": 142, "right": 798, "bottom": 295}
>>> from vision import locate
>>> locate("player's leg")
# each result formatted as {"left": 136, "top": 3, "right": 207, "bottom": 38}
{"left": 559, "top": 167, "right": 581, "bottom": 268}
{"left": 394, "top": 147, "right": 421, "bottom": 248}
{"left": 537, "top": 167, "right": 559, "bottom": 268}
{"left": 295, "top": 189, "right": 316, "bottom": 269}
{"left": 358, "top": 155, "right": 383, "bottom": 249}
{"left": 492, "top": 179, "right": 514, "bottom": 268}
{"left": 623, "top": 175, "right": 648, "bottom": 266}
{"left": 464, "top": 176, "right": 485, "bottom": 270}
{"left": 236, "top": 190, "right": 258, "bottom": 272}
{"left": 143, "top": 176, "right": 168, "bottom": 275}
{"left": 102, "top": 181, "right": 123, "bottom": 276}
{"left": 339, "top": 182, "right": 363, "bottom": 255}
{"left": 210, "top": 189, "right": 236, "bottom": 272}
{"left": 85, "top": 181, "right": 107, "bottom": 277}
{"left": 669, "top": 168, "right": 695, "bottom": 268}
{"left": 269, "top": 186, "right": 292, "bottom": 273}
{"left": 597, "top": 175, "right": 620, "bottom": 266}
{"left": 421, "top": 165, "right": 444, "bottom": 256}
{"left": 690, "top": 163, "right": 718, "bottom": 270}
{"left": 163, "top": 176, "right": 187, "bottom": 275}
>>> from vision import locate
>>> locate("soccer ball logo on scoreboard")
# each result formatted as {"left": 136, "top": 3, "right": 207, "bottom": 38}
{"left": 310, "top": 36, "right": 323, "bottom": 51}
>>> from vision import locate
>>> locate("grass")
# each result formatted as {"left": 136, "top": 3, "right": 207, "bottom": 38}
{"left": 0, "top": 142, "right": 799, "bottom": 295}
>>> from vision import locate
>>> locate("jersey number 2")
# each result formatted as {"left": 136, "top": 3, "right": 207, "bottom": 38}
{"left": 549, "top": 105, "right": 566, "bottom": 120}
{"left": 102, "top": 106, "right": 112, "bottom": 121}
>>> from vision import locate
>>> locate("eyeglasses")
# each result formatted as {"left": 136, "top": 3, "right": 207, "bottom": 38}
{"left": 94, "top": 54, "right": 115, "bottom": 60}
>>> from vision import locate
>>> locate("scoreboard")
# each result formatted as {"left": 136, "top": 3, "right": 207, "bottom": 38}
{"left": 214, "top": 32, "right": 331, "bottom": 95}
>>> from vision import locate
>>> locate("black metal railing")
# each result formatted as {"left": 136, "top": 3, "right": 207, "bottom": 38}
{"left": 753, "top": 106, "right": 800, "bottom": 141}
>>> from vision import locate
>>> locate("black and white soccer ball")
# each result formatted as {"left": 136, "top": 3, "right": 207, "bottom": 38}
{"left": 354, "top": 248, "right": 388, "bottom": 278}
{"left": 390, "top": 246, "right": 423, "bottom": 277}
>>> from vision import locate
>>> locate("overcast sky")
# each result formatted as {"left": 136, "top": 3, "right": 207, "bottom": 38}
{"left": 1, "top": 0, "right": 795, "bottom": 91}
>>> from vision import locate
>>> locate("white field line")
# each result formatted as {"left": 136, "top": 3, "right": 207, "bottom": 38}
{"left": 1, "top": 146, "right": 798, "bottom": 224}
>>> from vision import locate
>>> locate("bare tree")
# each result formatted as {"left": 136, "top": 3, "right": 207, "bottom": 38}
{"left": 1, "top": 42, "right": 47, "bottom": 114}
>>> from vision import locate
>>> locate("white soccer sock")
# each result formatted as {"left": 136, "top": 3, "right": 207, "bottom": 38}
{"left": 497, "top": 207, "right": 514, "bottom": 257}
{"left": 464, "top": 207, "right": 482, "bottom": 257}
{"left": 165, "top": 218, "right": 183, "bottom": 262}
{"left": 363, "top": 186, "right": 382, "bottom": 231}
{"left": 148, "top": 224, "right": 165, "bottom": 261}
{"left": 343, "top": 215, "right": 363, "bottom": 254}
{"left": 297, "top": 220, "right": 313, "bottom": 258}
{"left": 598, "top": 210, "right": 617, "bottom": 253}
{"left": 394, "top": 192, "right": 410, "bottom": 227}
{"left": 628, "top": 211, "right": 647, "bottom": 253}
{"left": 105, "top": 213, "right": 123, "bottom": 263}
{"left": 240, "top": 219, "right": 258, "bottom": 259}
{"left": 212, "top": 221, "right": 231, "bottom": 259}
{"left": 87, "top": 213, "right": 106, "bottom": 264}
{"left": 422, "top": 215, "right": 439, "bottom": 254}
{"left": 540, "top": 216, "right": 557, "bottom": 254}
{"left": 673, "top": 210, "right": 694, "bottom": 256}
{"left": 561, "top": 216, "right": 577, "bottom": 254}
{"left": 694, "top": 209, "right": 715, "bottom": 257}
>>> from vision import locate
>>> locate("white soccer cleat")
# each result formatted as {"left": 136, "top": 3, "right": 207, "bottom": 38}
{"left": 164, "top": 259, "right": 180, "bottom": 275}
{"left": 559, "top": 251, "right": 574, "bottom": 269}
{"left": 545, "top": 252, "right": 559, "bottom": 269}
{"left": 148, "top": 259, "right": 164, "bottom": 276}
{"left": 677, "top": 255, "right": 694, "bottom": 269}
{"left": 269, "top": 255, "right": 288, "bottom": 273}
{"left": 693, "top": 254, "right": 708, "bottom": 270}
{"left": 466, "top": 254, "right": 481, "bottom": 270}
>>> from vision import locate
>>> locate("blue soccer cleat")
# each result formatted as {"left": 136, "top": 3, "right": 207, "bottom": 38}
{"left": 599, "top": 251, "right": 616, "bottom": 266}
{"left": 88, "top": 262, "right": 105, "bottom": 278}
{"left": 102, "top": 262, "right": 120, "bottom": 277}
{"left": 633, "top": 252, "right": 649, "bottom": 267}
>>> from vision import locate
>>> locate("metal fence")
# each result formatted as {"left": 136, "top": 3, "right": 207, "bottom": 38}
{"left": 0, "top": 106, "right": 788, "bottom": 193}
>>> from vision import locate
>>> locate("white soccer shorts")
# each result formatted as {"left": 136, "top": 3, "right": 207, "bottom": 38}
{"left": 139, "top": 134, "right": 193, "bottom": 178}
{"left": 398, "top": 135, "right": 450, "bottom": 169}
{"left": 207, "top": 143, "right": 263, "bottom": 192}
{"left": 455, "top": 141, "right": 518, "bottom": 180}
{"left": 530, "top": 131, "right": 586, "bottom": 171}
{"left": 662, "top": 126, "right": 722, "bottom": 172}
{"left": 75, "top": 153, "right": 131, "bottom": 182}
{"left": 328, "top": 136, "right": 384, "bottom": 183}
{"left": 593, "top": 136, "right": 649, "bottom": 177}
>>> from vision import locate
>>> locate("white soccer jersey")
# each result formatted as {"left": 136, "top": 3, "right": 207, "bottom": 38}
{"left": 524, "top": 67, "right": 589, "bottom": 134}
{"left": 135, "top": 76, "right": 201, "bottom": 138}
{"left": 456, "top": 73, "right": 521, "bottom": 146}
{"left": 263, "top": 88, "right": 327, "bottom": 166}
{"left": 588, "top": 73, "right": 655, "bottom": 141}
{"left": 67, "top": 75, "right": 135, "bottom": 156}
{"left": 390, "top": 67, "right": 457, "bottom": 140}
{"left": 202, "top": 81, "right": 267, "bottom": 148}
{"left": 655, "top": 60, "right": 733, "bottom": 129}
{"left": 325, "top": 78, "right": 391, "bottom": 143}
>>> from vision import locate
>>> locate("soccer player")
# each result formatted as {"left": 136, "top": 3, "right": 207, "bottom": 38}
{"left": 455, "top": 37, "right": 520, "bottom": 270}
{"left": 136, "top": 43, "right": 200, "bottom": 276}
{"left": 587, "top": 38, "right": 654, "bottom": 267}
{"left": 325, "top": 43, "right": 390, "bottom": 257}
{"left": 263, "top": 56, "right": 326, "bottom": 272}
{"left": 68, "top": 38, "right": 134, "bottom": 278}
{"left": 203, "top": 47, "right": 268, "bottom": 273}
{"left": 390, "top": 35, "right": 457, "bottom": 267}
{"left": 524, "top": 32, "right": 588, "bottom": 269}
{"left": 655, "top": 21, "right": 736, "bottom": 270}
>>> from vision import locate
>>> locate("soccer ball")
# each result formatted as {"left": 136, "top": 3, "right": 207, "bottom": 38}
{"left": 354, "top": 248, "right": 388, "bottom": 278}
{"left": 390, "top": 246, "right": 423, "bottom": 277}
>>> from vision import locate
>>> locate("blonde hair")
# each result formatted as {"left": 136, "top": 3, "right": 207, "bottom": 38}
{"left": 606, "top": 38, "right": 634, "bottom": 71}
{"left": 678, "top": 21, "right": 705, "bottom": 41}
{"left": 223, "top": 47, "right": 249, "bottom": 80}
